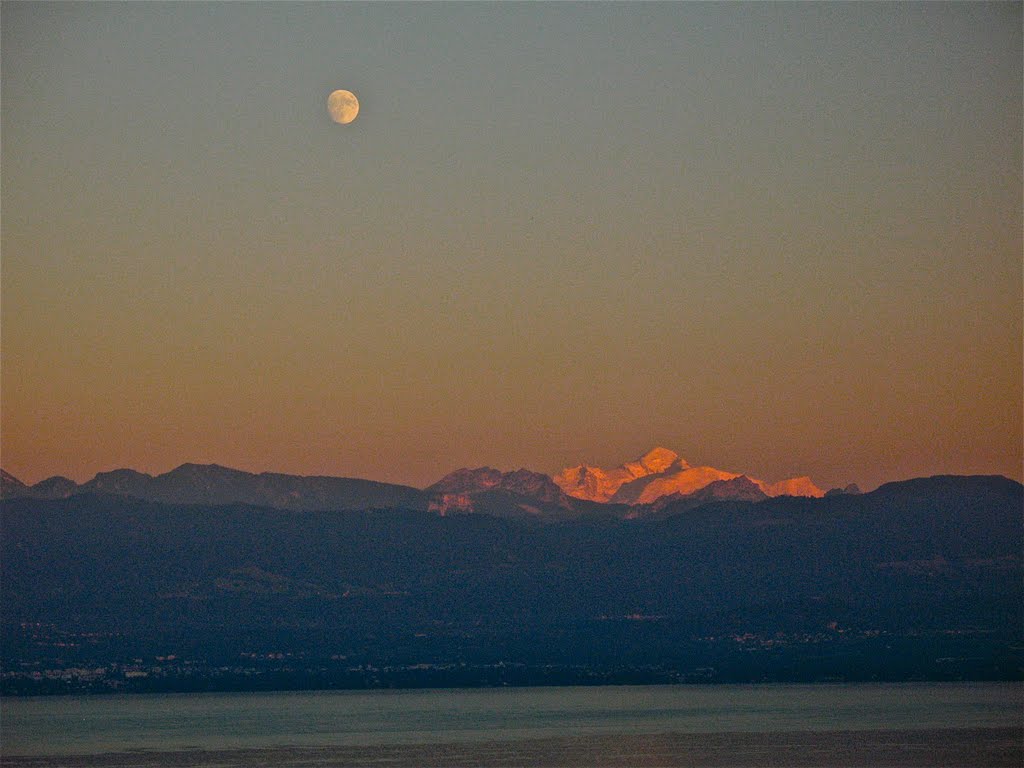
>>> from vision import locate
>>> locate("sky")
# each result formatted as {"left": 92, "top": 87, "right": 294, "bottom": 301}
{"left": 2, "top": 2, "right": 1021, "bottom": 492}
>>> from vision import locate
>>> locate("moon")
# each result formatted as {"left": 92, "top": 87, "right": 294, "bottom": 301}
{"left": 327, "top": 89, "right": 359, "bottom": 124}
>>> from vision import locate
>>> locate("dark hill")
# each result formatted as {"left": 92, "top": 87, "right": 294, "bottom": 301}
{"left": 2, "top": 463, "right": 428, "bottom": 512}
{"left": 0, "top": 469, "right": 28, "bottom": 497}
{"left": 1, "top": 476, "right": 1020, "bottom": 692}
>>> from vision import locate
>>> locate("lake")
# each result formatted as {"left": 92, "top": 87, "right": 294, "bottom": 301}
{"left": 2, "top": 682, "right": 1021, "bottom": 766}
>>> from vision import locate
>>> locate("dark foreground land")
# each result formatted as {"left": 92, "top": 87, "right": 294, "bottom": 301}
{"left": 3, "top": 476, "right": 1021, "bottom": 693}
{"left": 3, "top": 728, "right": 1021, "bottom": 768}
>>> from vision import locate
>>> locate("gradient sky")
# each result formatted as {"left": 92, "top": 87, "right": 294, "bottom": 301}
{"left": 3, "top": 2, "right": 1021, "bottom": 492}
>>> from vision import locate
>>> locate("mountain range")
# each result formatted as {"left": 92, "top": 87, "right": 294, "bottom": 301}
{"left": 0, "top": 447, "right": 832, "bottom": 520}
{"left": 7, "top": 448, "right": 1019, "bottom": 693}
{"left": 553, "top": 447, "right": 824, "bottom": 503}
{"left": 2, "top": 472, "right": 1020, "bottom": 693}
{"left": 1, "top": 464, "right": 427, "bottom": 512}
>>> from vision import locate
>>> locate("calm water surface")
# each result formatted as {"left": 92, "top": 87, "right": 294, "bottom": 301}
{"left": 2, "top": 682, "right": 1021, "bottom": 757}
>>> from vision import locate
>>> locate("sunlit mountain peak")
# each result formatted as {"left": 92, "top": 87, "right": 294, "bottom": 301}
{"left": 554, "top": 448, "right": 823, "bottom": 504}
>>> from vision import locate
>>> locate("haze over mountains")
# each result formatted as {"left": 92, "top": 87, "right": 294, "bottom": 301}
{"left": 0, "top": 447, "right": 829, "bottom": 520}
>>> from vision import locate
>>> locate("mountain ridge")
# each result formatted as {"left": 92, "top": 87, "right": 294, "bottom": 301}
{"left": 0, "top": 463, "right": 428, "bottom": 512}
{"left": 2, "top": 457, "right": 1013, "bottom": 520}
{"left": 554, "top": 447, "right": 826, "bottom": 503}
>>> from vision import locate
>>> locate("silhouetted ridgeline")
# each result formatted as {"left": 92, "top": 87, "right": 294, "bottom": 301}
{"left": 1, "top": 475, "right": 1020, "bottom": 694}
{"left": 0, "top": 463, "right": 428, "bottom": 511}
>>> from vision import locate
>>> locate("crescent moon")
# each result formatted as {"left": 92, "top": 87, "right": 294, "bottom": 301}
{"left": 327, "top": 89, "right": 359, "bottom": 124}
